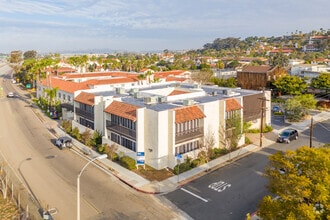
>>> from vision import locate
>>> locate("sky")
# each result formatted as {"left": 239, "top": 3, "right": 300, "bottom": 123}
{"left": 0, "top": 0, "right": 329, "bottom": 54}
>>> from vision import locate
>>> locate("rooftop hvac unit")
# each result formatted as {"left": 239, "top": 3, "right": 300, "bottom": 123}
{"left": 223, "top": 89, "right": 232, "bottom": 95}
{"left": 116, "top": 87, "right": 125, "bottom": 94}
{"left": 134, "top": 92, "right": 142, "bottom": 99}
{"left": 183, "top": 99, "right": 194, "bottom": 106}
{"left": 144, "top": 96, "right": 158, "bottom": 104}
{"left": 158, "top": 96, "right": 167, "bottom": 103}
{"left": 131, "top": 88, "right": 139, "bottom": 93}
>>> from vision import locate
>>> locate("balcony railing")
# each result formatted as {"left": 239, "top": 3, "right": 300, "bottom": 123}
{"left": 75, "top": 107, "right": 94, "bottom": 121}
{"left": 175, "top": 127, "right": 204, "bottom": 144}
{"left": 106, "top": 121, "right": 136, "bottom": 140}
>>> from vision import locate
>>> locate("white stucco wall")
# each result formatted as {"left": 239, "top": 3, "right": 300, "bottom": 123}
{"left": 143, "top": 108, "right": 171, "bottom": 170}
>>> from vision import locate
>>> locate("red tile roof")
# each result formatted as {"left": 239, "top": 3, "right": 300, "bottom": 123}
{"left": 104, "top": 100, "right": 141, "bottom": 122}
{"left": 58, "top": 71, "right": 137, "bottom": 79}
{"left": 226, "top": 98, "right": 242, "bottom": 112}
{"left": 168, "top": 90, "right": 190, "bottom": 96}
{"left": 175, "top": 105, "right": 206, "bottom": 123}
{"left": 74, "top": 92, "right": 95, "bottom": 106}
{"left": 154, "top": 70, "right": 188, "bottom": 78}
{"left": 84, "top": 77, "right": 137, "bottom": 86}
{"left": 165, "top": 77, "right": 187, "bottom": 82}
{"left": 40, "top": 77, "right": 89, "bottom": 93}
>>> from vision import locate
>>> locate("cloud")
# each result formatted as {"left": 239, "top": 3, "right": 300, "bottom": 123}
{"left": 0, "top": 0, "right": 329, "bottom": 53}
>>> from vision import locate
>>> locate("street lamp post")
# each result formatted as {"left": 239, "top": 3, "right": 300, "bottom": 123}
{"left": 77, "top": 154, "right": 107, "bottom": 220}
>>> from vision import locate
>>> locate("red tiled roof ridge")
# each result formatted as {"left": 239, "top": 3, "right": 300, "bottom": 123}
{"left": 175, "top": 105, "right": 206, "bottom": 123}
{"left": 225, "top": 98, "right": 242, "bottom": 112}
{"left": 75, "top": 92, "right": 95, "bottom": 106}
{"left": 104, "top": 100, "right": 141, "bottom": 122}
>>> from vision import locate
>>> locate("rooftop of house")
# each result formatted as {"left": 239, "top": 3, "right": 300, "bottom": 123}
{"left": 239, "top": 65, "right": 273, "bottom": 73}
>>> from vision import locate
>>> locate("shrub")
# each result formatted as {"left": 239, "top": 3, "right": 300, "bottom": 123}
{"left": 173, "top": 162, "right": 192, "bottom": 175}
{"left": 191, "top": 159, "right": 201, "bottom": 168}
{"left": 243, "top": 122, "right": 252, "bottom": 133}
{"left": 61, "top": 120, "right": 72, "bottom": 133}
{"left": 119, "top": 156, "right": 136, "bottom": 170}
{"left": 71, "top": 127, "right": 81, "bottom": 141}
{"left": 263, "top": 125, "right": 273, "bottom": 133}
{"left": 219, "top": 148, "right": 229, "bottom": 155}
{"left": 214, "top": 148, "right": 221, "bottom": 156}
{"left": 81, "top": 129, "right": 92, "bottom": 146}
{"left": 248, "top": 128, "right": 260, "bottom": 133}
{"left": 245, "top": 137, "right": 252, "bottom": 144}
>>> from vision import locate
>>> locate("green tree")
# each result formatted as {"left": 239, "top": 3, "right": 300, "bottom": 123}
{"left": 216, "top": 60, "right": 225, "bottom": 69}
{"left": 269, "top": 52, "right": 290, "bottom": 67}
{"left": 23, "top": 50, "right": 37, "bottom": 60}
{"left": 284, "top": 94, "right": 316, "bottom": 121}
{"left": 310, "top": 73, "right": 330, "bottom": 89}
{"left": 296, "top": 94, "right": 317, "bottom": 110}
{"left": 258, "top": 146, "right": 330, "bottom": 220}
{"left": 191, "top": 70, "right": 214, "bottom": 85}
{"left": 284, "top": 98, "right": 305, "bottom": 121}
{"left": 43, "top": 87, "right": 59, "bottom": 109}
{"left": 273, "top": 76, "right": 307, "bottom": 95}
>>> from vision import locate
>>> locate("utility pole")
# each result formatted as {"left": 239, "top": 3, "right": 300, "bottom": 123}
{"left": 310, "top": 117, "right": 313, "bottom": 148}
{"left": 259, "top": 89, "right": 266, "bottom": 148}
{"left": 259, "top": 100, "right": 264, "bottom": 148}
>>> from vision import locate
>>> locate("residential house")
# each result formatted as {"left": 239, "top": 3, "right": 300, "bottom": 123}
{"left": 237, "top": 65, "right": 287, "bottom": 90}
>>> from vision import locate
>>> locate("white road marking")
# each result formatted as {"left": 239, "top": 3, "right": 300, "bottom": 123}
{"left": 208, "top": 181, "right": 232, "bottom": 192}
{"left": 181, "top": 188, "right": 208, "bottom": 202}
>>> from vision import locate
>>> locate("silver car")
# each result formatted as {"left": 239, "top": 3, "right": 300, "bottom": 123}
{"left": 55, "top": 137, "right": 72, "bottom": 149}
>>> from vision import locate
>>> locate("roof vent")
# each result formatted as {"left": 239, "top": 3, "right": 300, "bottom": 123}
{"left": 223, "top": 89, "right": 231, "bottom": 95}
{"left": 116, "top": 87, "right": 125, "bottom": 94}
{"left": 134, "top": 92, "right": 142, "bottom": 99}
{"left": 158, "top": 96, "right": 167, "bottom": 103}
{"left": 144, "top": 96, "right": 158, "bottom": 104}
{"left": 183, "top": 99, "right": 194, "bottom": 106}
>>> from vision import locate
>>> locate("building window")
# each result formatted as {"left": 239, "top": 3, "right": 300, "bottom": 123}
{"left": 79, "top": 118, "right": 94, "bottom": 129}
{"left": 111, "top": 133, "right": 136, "bottom": 152}
{"left": 110, "top": 114, "right": 136, "bottom": 130}
{"left": 58, "top": 93, "right": 61, "bottom": 98}
{"left": 175, "top": 140, "right": 199, "bottom": 155}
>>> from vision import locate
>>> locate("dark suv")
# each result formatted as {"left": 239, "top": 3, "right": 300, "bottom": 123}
{"left": 277, "top": 129, "right": 298, "bottom": 143}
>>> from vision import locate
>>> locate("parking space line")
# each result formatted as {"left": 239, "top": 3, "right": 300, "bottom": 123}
{"left": 181, "top": 188, "right": 208, "bottom": 202}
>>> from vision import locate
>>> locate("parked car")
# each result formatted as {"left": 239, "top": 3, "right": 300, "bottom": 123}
{"left": 277, "top": 129, "right": 298, "bottom": 143}
{"left": 272, "top": 105, "right": 282, "bottom": 114}
{"left": 55, "top": 136, "right": 72, "bottom": 149}
{"left": 7, "top": 92, "right": 15, "bottom": 98}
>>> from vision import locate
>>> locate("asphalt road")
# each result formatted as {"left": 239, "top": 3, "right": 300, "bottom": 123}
{"left": 0, "top": 63, "right": 184, "bottom": 220}
{"left": 164, "top": 116, "right": 330, "bottom": 220}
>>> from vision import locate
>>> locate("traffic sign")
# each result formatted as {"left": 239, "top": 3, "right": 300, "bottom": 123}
{"left": 175, "top": 154, "right": 182, "bottom": 159}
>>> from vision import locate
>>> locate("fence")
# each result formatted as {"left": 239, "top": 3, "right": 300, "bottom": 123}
{"left": 0, "top": 155, "right": 44, "bottom": 220}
